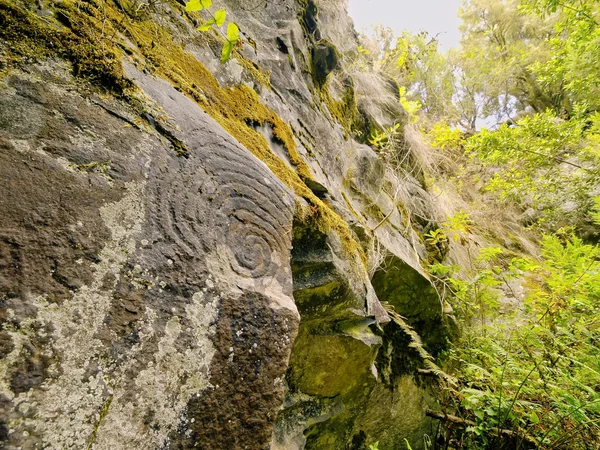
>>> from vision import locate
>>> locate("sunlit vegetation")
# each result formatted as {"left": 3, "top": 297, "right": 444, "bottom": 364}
{"left": 361, "top": 0, "right": 600, "bottom": 448}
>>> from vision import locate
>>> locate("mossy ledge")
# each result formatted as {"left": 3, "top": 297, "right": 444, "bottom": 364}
{"left": 0, "top": 0, "right": 365, "bottom": 263}
{"left": 0, "top": 1, "right": 131, "bottom": 94}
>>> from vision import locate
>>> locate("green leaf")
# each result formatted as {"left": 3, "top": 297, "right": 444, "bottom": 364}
{"left": 227, "top": 22, "right": 240, "bottom": 42}
{"left": 530, "top": 411, "right": 540, "bottom": 424}
{"left": 200, "top": 0, "right": 212, "bottom": 7}
{"left": 185, "top": 0, "right": 203, "bottom": 11}
{"left": 221, "top": 40, "right": 234, "bottom": 63}
{"left": 197, "top": 18, "right": 216, "bottom": 31}
{"left": 214, "top": 9, "right": 226, "bottom": 26}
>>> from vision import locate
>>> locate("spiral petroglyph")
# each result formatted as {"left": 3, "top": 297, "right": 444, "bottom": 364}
{"left": 156, "top": 137, "right": 293, "bottom": 279}
{"left": 219, "top": 192, "right": 289, "bottom": 278}
{"left": 206, "top": 148, "right": 293, "bottom": 279}
{"left": 156, "top": 168, "right": 211, "bottom": 258}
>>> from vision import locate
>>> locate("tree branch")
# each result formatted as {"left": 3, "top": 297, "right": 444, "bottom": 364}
{"left": 425, "top": 409, "right": 538, "bottom": 447}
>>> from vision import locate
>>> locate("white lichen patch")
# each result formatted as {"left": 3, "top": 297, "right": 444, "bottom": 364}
{"left": 4, "top": 182, "right": 145, "bottom": 448}
{"left": 93, "top": 291, "right": 219, "bottom": 449}
{"left": 10, "top": 138, "right": 78, "bottom": 174}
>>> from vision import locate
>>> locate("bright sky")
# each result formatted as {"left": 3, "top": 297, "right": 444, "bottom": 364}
{"left": 348, "top": 0, "right": 462, "bottom": 50}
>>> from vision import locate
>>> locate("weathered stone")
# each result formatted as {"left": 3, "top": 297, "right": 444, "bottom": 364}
{"left": 0, "top": 62, "right": 298, "bottom": 449}
{"left": 372, "top": 256, "right": 448, "bottom": 355}
{"left": 311, "top": 39, "right": 340, "bottom": 86}
{"left": 0, "top": 0, "right": 453, "bottom": 448}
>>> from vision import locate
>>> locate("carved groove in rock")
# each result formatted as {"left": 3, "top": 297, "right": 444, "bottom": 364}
{"left": 154, "top": 141, "right": 291, "bottom": 280}
{"left": 157, "top": 172, "right": 211, "bottom": 258}
{"left": 205, "top": 149, "right": 292, "bottom": 279}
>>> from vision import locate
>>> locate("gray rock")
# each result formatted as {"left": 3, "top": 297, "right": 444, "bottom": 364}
{"left": 0, "top": 0, "right": 450, "bottom": 448}
{"left": 0, "top": 63, "right": 297, "bottom": 449}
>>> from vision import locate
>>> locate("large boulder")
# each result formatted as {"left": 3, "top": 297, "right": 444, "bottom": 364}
{"left": 0, "top": 61, "right": 298, "bottom": 449}
{"left": 0, "top": 0, "right": 451, "bottom": 448}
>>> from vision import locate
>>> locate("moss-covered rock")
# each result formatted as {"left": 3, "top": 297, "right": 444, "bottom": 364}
{"left": 372, "top": 256, "right": 449, "bottom": 355}
{"left": 0, "top": 0, "right": 453, "bottom": 448}
{"left": 311, "top": 39, "right": 340, "bottom": 86}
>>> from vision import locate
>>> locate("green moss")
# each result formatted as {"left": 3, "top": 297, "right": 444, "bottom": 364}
{"left": 0, "top": 0, "right": 131, "bottom": 94}
{"left": 70, "top": 160, "right": 111, "bottom": 174}
{"left": 135, "top": 9, "right": 364, "bottom": 262}
{"left": 288, "top": 325, "right": 375, "bottom": 397}
{"left": 373, "top": 257, "right": 448, "bottom": 355}
{"left": 295, "top": 199, "right": 366, "bottom": 265}
{"left": 311, "top": 39, "right": 339, "bottom": 86}
{"left": 86, "top": 394, "right": 113, "bottom": 449}
{"left": 316, "top": 75, "right": 367, "bottom": 141}
{"left": 341, "top": 192, "right": 365, "bottom": 226}
{"left": 293, "top": 280, "right": 343, "bottom": 313}
{"left": 233, "top": 53, "right": 272, "bottom": 88}
{"left": 365, "top": 203, "right": 386, "bottom": 221}
{"left": 297, "top": 0, "right": 319, "bottom": 40}
{"left": 70, "top": 160, "right": 114, "bottom": 182}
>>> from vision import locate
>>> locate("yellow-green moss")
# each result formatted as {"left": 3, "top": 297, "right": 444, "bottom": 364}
{"left": 318, "top": 80, "right": 359, "bottom": 133}
{"left": 86, "top": 394, "right": 113, "bottom": 449}
{"left": 233, "top": 53, "right": 272, "bottom": 88}
{"left": 341, "top": 191, "right": 365, "bottom": 227}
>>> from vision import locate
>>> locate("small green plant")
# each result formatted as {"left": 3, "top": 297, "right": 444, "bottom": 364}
{"left": 185, "top": 0, "right": 240, "bottom": 62}
{"left": 431, "top": 230, "right": 600, "bottom": 448}
{"left": 424, "top": 227, "right": 446, "bottom": 245}
{"left": 369, "top": 123, "right": 401, "bottom": 150}
{"left": 425, "top": 210, "right": 472, "bottom": 248}
{"left": 399, "top": 86, "right": 422, "bottom": 121}
{"left": 442, "top": 210, "right": 473, "bottom": 243}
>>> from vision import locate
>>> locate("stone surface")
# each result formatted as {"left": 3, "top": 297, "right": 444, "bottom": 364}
{"left": 0, "top": 0, "right": 451, "bottom": 448}
{"left": 0, "top": 62, "right": 297, "bottom": 449}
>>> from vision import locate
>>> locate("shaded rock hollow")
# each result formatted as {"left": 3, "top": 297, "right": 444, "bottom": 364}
{"left": 0, "top": 0, "right": 451, "bottom": 448}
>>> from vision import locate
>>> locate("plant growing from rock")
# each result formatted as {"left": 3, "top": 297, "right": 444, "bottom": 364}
{"left": 427, "top": 229, "right": 600, "bottom": 448}
{"left": 185, "top": 0, "right": 239, "bottom": 62}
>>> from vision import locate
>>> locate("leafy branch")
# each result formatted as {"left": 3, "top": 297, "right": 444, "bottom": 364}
{"left": 185, "top": 0, "right": 240, "bottom": 62}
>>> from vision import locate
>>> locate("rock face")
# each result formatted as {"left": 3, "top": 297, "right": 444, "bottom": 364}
{"left": 0, "top": 0, "right": 450, "bottom": 448}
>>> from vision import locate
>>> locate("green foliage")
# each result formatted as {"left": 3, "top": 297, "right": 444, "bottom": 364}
{"left": 197, "top": 9, "right": 226, "bottom": 31}
{"left": 398, "top": 86, "right": 422, "bottom": 120}
{"left": 377, "top": 30, "right": 466, "bottom": 127}
{"left": 221, "top": 22, "right": 240, "bottom": 63}
{"left": 460, "top": 0, "right": 562, "bottom": 121}
{"left": 185, "top": 0, "right": 238, "bottom": 63}
{"left": 368, "top": 123, "right": 403, "bottom": 163}
{"left": 428, "top": 122, "right": 464, "bottom": 151}
{"left": 591, "top": 196, "right": 600, "bottom": 225}
{"left": 430, "top": 230, "right": 600, "bottom": 448}
{"left": 531, "top": 2, "right": 600, "bottom": 112}
{"left": 424, "top": 228, "right": 447, "bottom": 246}
{"left": 184, "top": 0, "right": 212, "bottom": 11}
{"left": 425, "top": 210, "right": 472, "bottom": 248}
{"left": 360, "top": 1, "right": 600, "bottom": 448}
{"left": 464, "top": 109, "right": 600, "bottom": 231}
